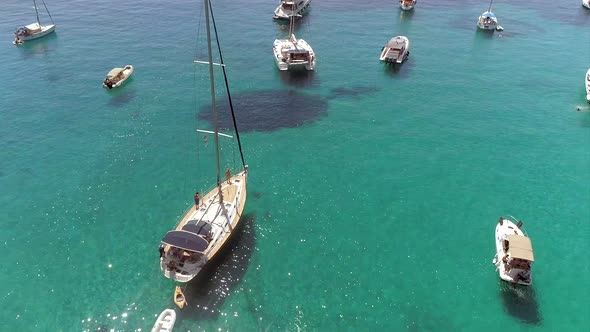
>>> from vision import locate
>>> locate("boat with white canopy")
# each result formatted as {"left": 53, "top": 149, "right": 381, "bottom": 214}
{"left": 159, "top": 0, "right": 249, "bottom": 283}
{"left": 103, "top": 65, "right": 134, "bottom": 89}
{"left": 14, "top": 0, "right": 56, "bottom": 45}
{"left": 492, "top": 216, "right": 534, "bottom": 285}
{"left": 379, "top": 36, "right": 410, "bottom": 64}
{"left": 273, "top": 0, "right": 312, "bottom": 20}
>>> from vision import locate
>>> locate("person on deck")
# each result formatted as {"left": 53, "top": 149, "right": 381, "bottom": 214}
{"left": 194, "top": 192, "right": 200, "bottom": 208}
{"left": 225, "top": 169, "right": 231, "bottom": 184}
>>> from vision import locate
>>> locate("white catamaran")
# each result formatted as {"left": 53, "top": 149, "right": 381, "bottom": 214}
{"left": 14, "top": 0, "right": 56, "bottom": 45}
{"left": 159, "top": 0, "right": 249, "bottom": 283}
{"left": 273, "top": 14, "right": 315, "bottom": 71}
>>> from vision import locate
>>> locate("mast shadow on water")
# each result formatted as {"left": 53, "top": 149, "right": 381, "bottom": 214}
{"left": 177, "top": 213, "right": 257, "bottom": 321}
{"left": 499, "top": 282, "right": 542, "bottom": 325}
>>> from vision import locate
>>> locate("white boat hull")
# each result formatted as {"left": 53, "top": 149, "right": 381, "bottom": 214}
{"left": 152, "top": 309, "right": 176, "bottom": 332}
{"left": 273, "top": 37, "right": 316, "bottom": 71}
{"left": 477, "top": 11, "right": 498, "bottom": 30}
{"left": 585, "top": 68, "right": 590, "bottom": 103}
{"left": 273, "top": 0, "right": 312, "bottom": 20}
{"left": 15, "top": 24, "right": 55, "bottom": 41}
{"left": 583, "top": 0, "right": 590, "bottom": 10}
{"left": 160, "top": 168, "right": 248, "bottom": 282}
{"left": 103, "top": 65, "right": 134, "bottom": 89}
{"left": 493, "top": 218, "right": 533, "bottom": 285}
{"left": 379, "top": 36, "right": 410, "bottom": 64}
{"left": 400, "top": 0, "right": 416, "bottom": 10}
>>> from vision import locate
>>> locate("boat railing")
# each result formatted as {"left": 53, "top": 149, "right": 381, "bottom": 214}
{"left": 506, "top": 215, "right": 529, "bottom": 236}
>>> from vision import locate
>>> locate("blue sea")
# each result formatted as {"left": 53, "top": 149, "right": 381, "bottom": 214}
{"left": 1, "top": 0, "right": 589, "bottom": 331}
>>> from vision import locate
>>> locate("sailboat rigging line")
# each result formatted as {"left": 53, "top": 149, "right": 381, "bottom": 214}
{"left": 208, "top": 0, "right": 246, "bottom": 169}
{"left": 33, "top": 0, "right": 41, "bottom": 25}
{"left": 41, "top": 0, "right": 55, "bottom": 24}
{"left": 204, "top": 0, "right": 223, "bottom": 197}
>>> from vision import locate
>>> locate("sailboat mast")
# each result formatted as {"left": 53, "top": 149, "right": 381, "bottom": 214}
{"left": 33, "top": 0, "right": 41, "bottom": 25}
{"left": 487, "top": 0, "right": 493, "bottom": 11}
{"left": 204, "top": 0, "right": 223, "bottom": 197}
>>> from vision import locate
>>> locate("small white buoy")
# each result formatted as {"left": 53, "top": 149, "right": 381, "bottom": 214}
{"left": 496, "top": 25, "right": 504, "bottom": 31}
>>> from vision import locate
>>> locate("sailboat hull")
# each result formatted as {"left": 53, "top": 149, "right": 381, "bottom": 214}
{"left": 160, "top": 168, "right": 248, "bottom": 282}
{"left": 16, "top": 24, "right": 55, "bottom": 41}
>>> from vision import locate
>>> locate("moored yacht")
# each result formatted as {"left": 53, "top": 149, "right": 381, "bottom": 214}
{"left": 273, "top": 0, "right": 312, "bottom": 20}
{"left": 273, "top": 34, "right": 316, "bottom": 71}
{"left": 400, "top": 0, "right": 416, "bottom": 11}
{"left": 379, "top": 36, "right": 410, "bottom": 64}
{"left": 159, "top": 0, "right": 249, "bottom": 283}
{"left": 14, "top": 0, "right": 56, "bottom": 45}
{"left": 477, "top": 11, "right": 498, "bottom": 30}
{"left": 492, "top": 216, "right": 534, "bottom": 285}
{"left": 103, "top": 65, "right": 134, "bottom": 89}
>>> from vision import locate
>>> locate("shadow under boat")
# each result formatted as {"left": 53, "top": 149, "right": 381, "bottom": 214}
{"left": 278, "top": 69, "right": 316, "bottom": 88}
{"left": 499, "top": 281, "right": 542, "bottom": 325}
{"left": 16, "top": 32, "right": 58, "bottom": 58}
{"left": 177, "top": 212, "right": 257, "bottom": 321}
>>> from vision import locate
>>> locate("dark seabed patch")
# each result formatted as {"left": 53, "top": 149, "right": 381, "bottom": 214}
{"left": 180, "top": 213, "right": 256, "bottom": 321}
{"left": 198, "top": 90, "right": 328, "bottom": 132}
{"left": 107, "top": 88, "right": 137, "bottom": 107}
{"left": 499, "top": 283, "right": 542, "bottom": 325}
{"left": 328, "top": 86, "right": 380, "bottom": 100}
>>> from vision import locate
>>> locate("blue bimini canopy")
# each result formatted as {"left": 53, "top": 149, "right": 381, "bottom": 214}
{"left": 482, "top": 12, "right": 496, "bottom": 19}
{"left": 161, "top": 230, "right": 209, "bottom": 253}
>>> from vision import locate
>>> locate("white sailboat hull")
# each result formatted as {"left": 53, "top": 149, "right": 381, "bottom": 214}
{"left": 15, "top": 23, "right": 55, "bottom": 41}
{"left": 477, "top": 11, "right": 498, "bottom": 30}
{"left": 400, "top": 0, "right": 416, "bottom": 10}
{"left": 151, "top": 309, "right": 176, "bottom": 332}
{"left": 493, "top": 218, "right": 533, "bottom": 285}
{"left": 583, "top": 0, "right": 590, "bottom": 10}
{"left": 161, "top": 168, "right": 248, "bottom": 283}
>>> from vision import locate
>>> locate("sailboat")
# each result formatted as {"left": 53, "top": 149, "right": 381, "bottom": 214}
{"left": 159, "top": 0, "right": 249, "bottom": 283}
{"left": 14, "top": 0, "right": 56, "bottom": 45}
{"left": 272, "top": 13, "right": 316, "bottom": 71}
{"left": 477, "top": 0, "right": 499, "bottom": 31}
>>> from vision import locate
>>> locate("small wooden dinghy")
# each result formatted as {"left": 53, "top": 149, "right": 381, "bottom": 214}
{"left": 151, "top": 308, "right": 176, "bottom": 332}
{"left": 174, "top": 286, "right": 186, "bottom": 309}
{"left": 103, "top": 65, "right": 133, "bottom": 89}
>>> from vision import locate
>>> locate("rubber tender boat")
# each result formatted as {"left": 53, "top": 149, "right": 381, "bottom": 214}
{"left": 151, "top": 309, "right": 176, "bottom": 332}
{"left": 492, "top": 216, "right": 534, "bottom": 285}
{"left": 103, "top": 65, "right": 133, "bottom": 89}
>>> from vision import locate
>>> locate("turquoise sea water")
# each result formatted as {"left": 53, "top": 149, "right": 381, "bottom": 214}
{"left": 1, "top": 0, "right": 589, "bottom": 331}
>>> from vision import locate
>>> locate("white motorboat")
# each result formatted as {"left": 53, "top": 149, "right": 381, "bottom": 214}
{"left": 585, "top": 68, "right": 590, "bottom": 103}
{"left": 583, "top": 0, "right": 590, "bottom": 10}
{"left": 273, "top": 14, "right": 315, "bottom": 71}
{"left": 151, "top": 309, "right": 176, "bottom": 332}
{"left": 400, "top": 0, "right": 417, "bottom": 11}
{"left": 14, "top": 0, "right": 56, "bottom": 45}
{"left": 160, "top": 0, "right": 249, "bottom": 283}
{"left": 273, "top": 0, "right": 312, "bottom": 20}
{"left": 379, "top": 36, "right": 410, "bottom": 64}
{"left": 492, "top": 216, "right": 534, "bottom": 286}
{"left": 103, "top": 65, "right": 134, "bottom": 89}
